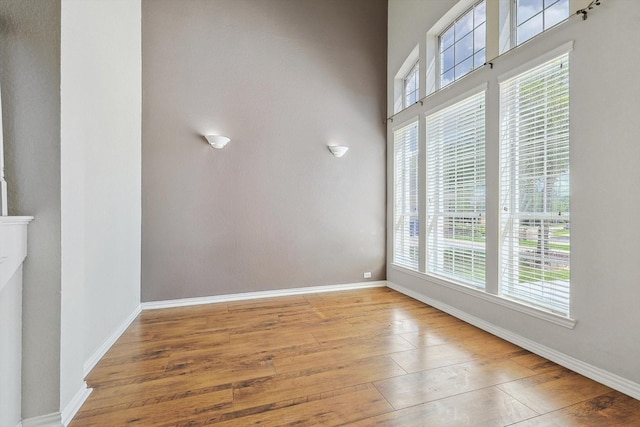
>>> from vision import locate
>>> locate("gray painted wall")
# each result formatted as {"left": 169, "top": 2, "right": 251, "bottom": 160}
{"left": 142, "top": 0, "right": 388, "bottom": 302}
{"left": 0, "top": 0, "right": 62, "bottom": 418}
{"left": 387, "top": 0, "right": 640, "bottom": 387}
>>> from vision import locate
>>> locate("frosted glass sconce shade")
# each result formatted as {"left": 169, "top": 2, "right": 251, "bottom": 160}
{"left": 205, "top": 135, "right": 231, "bottom": 149}
{"left": 328, "top": 145, "right": 349, "bottom": 157}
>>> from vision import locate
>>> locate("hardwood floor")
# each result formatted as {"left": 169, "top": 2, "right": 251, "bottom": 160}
{"left": 70, "top": 287, "right": 640, "bottom": 426}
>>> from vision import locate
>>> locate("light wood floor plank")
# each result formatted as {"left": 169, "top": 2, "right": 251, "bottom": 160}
{"left": 497, "top": 368, "right": 614, "bottom": 413}
{"left": 205, "top": 384, "right": 393, "bottom": 427}
{"left": 374, "top": 357, "right": 537, "bottom": 409}
{"left": 272, "top": 334, "right": 415, "bottom": 374}
{"left": 232, "top": 355, "right": 406, "bottom": 411}
{"left": 507, "top": 391, "right": 640, "bottom": 426}
{"left": 69, "top": 288, "right": 640, "bottom": 426}
{"left": 348, "top": 387, "right": 539, "bottom": 427}
{"left": 70, "top": 386, "right": 232, "bottom": 426}
{"left": 388, "top": 342, "right": 477, "bottom": 373}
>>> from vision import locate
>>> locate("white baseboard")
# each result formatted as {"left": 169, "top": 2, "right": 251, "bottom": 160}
{"left": 141, "top": 281, "right": 388, "bottom": 310}
{"left": 387, "top": 281, "right": 640, "bottom": 401}
{"left": 21, "top": 412, "right": 62, "bottom": 427}
{"left": 61, "top": 382, "right": 92, "bottom": 426}
{"left": 83, "top": 304, "right": 142, "bottom": 377}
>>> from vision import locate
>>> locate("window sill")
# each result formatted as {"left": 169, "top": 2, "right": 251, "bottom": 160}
{"left": 389, "top": 263, "right": 576, "bottom": 329}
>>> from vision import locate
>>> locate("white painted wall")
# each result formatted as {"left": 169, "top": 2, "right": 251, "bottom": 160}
{"left": 0, "top": 218, "right": 31, "bottom": 427}
{"left": 60, "top": 0, "right": 141, "bottom": 411}
{"left": 387, "top": 0, "right": 640, "bottom": 390}
{"left": 0, "top": 268, "right": 23, "bottom": 427}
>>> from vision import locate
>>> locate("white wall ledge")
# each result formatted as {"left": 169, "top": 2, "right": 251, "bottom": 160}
{"left": 0, "top": 216, "right": 34, "bottom": 225}
{"left": 0, "top": 216, "right": 33, "bottom": 295}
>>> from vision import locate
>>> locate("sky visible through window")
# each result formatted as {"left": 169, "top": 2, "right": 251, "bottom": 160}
{"left": 440, "top": 0, "right": 486, "bottom": 87}
{"left": 517, "top": 0, "right": 569, "bottom": 45}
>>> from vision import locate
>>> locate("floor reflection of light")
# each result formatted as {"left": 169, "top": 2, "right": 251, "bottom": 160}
{"left": 391, "top": 307, "right": 407, "bottom": 321}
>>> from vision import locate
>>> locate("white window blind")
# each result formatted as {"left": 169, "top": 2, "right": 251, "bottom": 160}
{"left": 426, "top": 91, "right": 486, "bottom": 288}
{"left": 394, "top": 121, "right": 419, "bottom": 270}
{"left": 500, "top": 53, "right": 570, "bottom": 315}
{"left": 404, "top": 62, "right": 420, "bottom": 108}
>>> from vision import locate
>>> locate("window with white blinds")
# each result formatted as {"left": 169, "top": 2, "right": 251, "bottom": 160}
{"left": 500, "top": 53, "right": 570, "bottom": 315}
{"left": 426, "top": 91, "right": 486, "bottom": 288}
{"left": 393, "top": 121, "right": 420, "bottom": 270}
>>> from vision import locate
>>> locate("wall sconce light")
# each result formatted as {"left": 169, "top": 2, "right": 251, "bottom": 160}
{"left": 205, "top": 135, "right": 231, "bottom": 149}
{"left": 328, "top": 145, "right": 349, "bottom": 158}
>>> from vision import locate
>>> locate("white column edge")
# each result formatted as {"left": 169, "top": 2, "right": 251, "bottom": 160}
{"left": 60, "top": 382, "right": 91, "bottom": 427}
{"left": 83, "top": 304, "right": 142, "bottom": 377}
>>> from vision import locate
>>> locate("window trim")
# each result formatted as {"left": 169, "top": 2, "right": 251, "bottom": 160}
{"left": 423, "top": 0, "right": 573, "bottom": 94}
{"left": 437, "top": 0, "right": 487, "bottom": 89}
{"left": 497, "top": 40, "right": 574, "bottom": 84}
{"left": 390, "top": 40, "right": 576, "bottom": 324}
{"left": 511, "top": 0, "right": 571, "bottom": 49}
{"left": 498, "top": 46, "right": 572, "bottom": 316}
{"left": 403, "top": 60, "right": 420, "bottom": 109}
{"left": 425, "top": 88, "right": 487, "bottom": 289}
{"left": 390, "top": 263, "right": 576, "bottom": 328}
{"left": 389, "top": 0, "right": 578, "bottom": 323}
{"left": 394, "top": 44, "right": 420, "bottom": 113}
{"left": 392, "top": 117, "right": 421, "bottom": 271}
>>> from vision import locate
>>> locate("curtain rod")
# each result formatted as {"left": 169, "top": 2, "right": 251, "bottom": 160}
{"left": 0, "top": 79, "right": 7, "bottom": 216}
{"left": 577, "top": 0, "right": 602, "bottom": 20}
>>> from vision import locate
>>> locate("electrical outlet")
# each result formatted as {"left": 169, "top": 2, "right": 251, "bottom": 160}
{"left": 363, "top": 272, "right": 372, "bottom": 279}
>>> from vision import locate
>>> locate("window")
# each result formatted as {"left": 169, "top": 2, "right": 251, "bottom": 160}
{"left": 500, "top": 53, "right": 570, "bottom": 315}
{"left": 403, "top": 62, "right": 420, "bottom": 108}
{"left": 393, "top": 121, "right": 419, "bottom": 270}
{"left": 439, "top": 0, "right": 486, "bottom": 88}
{"left": 391, "top": 0, "right": 576, "bottom": 320}
{"left": 426, "top": 91, "right": 486, "bottom": 288}
{"left": 515, "top": 0, "right": 570, "bottom": 45}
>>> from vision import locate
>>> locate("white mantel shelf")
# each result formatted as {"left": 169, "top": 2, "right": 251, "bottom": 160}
{"left": 0, "top": 216, "right": 33, "bottom": 295}
{"left": 0, "top": 216, "right": 33, "bottom": 226}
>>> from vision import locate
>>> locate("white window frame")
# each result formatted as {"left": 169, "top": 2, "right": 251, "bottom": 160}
{"left": 394, "top": 45, "right": 420, "bottom": 113}
{"left": 403, "top": 61, "right": 420, "bottom": 109}
{"left": 511, "top": 0, "right": 571, "bottom": 48}
{"left": 393, "top": 120, "right": 420, "bottom": 270}
{"left": 426, "top": 0, "right": 574, "bottom": 88}
{"left": 426, "top": 88, "right": 487, "bottom": 289}
{"left": 437, "top": 0, "right": 487, "bottom": 89}
{"left": 390, "top": 0, "right": 579, "bottom": 325}
{"left": 499, "top": 45, "right": 572, "bottom": 316}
